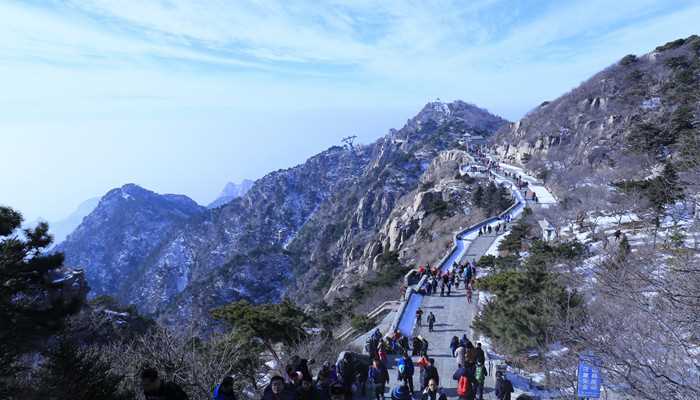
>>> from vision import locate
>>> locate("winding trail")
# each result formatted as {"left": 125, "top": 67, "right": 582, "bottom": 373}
{"left": 388, "top": 163, "right": 529, "bottom": 399}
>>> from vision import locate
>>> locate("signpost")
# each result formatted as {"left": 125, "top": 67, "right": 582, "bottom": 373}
{"left": 577, "top": 352, "right": 602, "bottom": 399}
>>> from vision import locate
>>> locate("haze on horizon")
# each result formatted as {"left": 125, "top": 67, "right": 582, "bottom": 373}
{"left": 2, "top": 0, "right": 699, "bottom": 221}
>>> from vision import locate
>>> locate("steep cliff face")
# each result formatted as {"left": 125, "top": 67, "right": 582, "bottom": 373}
{"left": 56, "top": 184, "right": 205, "bottom": 298}
{"left": 60, "top": 101, "right": 508, "bottom": 325}
{"left": 493, "top": 35, "right": 700, "bottom": 188}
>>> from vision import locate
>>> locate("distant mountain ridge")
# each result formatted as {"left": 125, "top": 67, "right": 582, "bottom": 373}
{"left": 58, "top": 100, "right": 508, "bottom": 326}
{"left": 56, "top": 184, "right": 205, "bottom": 297}
{"left": 207, "top": 179, "right": 254, "bottom": 208}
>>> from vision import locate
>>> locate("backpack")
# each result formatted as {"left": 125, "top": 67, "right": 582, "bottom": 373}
{"left": 457, "top": 375, "right": 469, "bottom": 397}
{"left": 504, "top": 379, "right": 514, "bottom": 393}
{"left": 475, "top": 365, "right": 485, "bottom": 383}
{"left": 398, "top": 364, "right": 406, "bottom": 377}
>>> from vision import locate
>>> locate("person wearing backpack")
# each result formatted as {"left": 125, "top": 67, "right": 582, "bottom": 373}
{"left": 473, "top": 362, "right": 487, "bottom": 400}
{"left": 452, "top": 364, "right": 476, "bottom": 400}
{"left": 397, "top": 353, "right": 414, "bottom": 395}
{"left": 495, "top": 372, "right": 514, "bottom": 400}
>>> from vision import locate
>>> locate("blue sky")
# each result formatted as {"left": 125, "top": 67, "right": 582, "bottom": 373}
{"left": 2, "top": 0, "right": 699, "bottom": 221}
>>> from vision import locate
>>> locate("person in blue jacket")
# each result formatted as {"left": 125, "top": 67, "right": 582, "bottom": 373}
{"left": 397, "top": 352, "right": 414, "bottom": 395}
{"left": 213, "top": 376, "right": 237, "bottom": 400}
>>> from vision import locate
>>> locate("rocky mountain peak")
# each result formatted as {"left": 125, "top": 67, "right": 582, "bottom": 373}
{"left": 403, "top": 100, "right": 509, "bottom": 140}
{"left": 57, "top": 184, "right": 204, "bottom": 298}
{"left": 208, "top": 179, "right": 255, "bottom": 209}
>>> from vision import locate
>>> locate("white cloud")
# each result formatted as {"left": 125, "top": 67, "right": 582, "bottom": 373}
{"left": 2, "top": 0, "right": 699, "bottom": 222}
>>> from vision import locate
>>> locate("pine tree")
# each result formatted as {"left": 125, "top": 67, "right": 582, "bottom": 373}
{"left": 475, "top": 240, "right": 584, "bottom": 356}
{"left": 497, "top": 185, "right": 512, "bottom": 212}
{"left": 211, "top": 299, "right": 311, "bottom": 369}
{"left": 36, "top": 337, "right": 130, "bottom": 400}
{"left": 645, "top": 162, "right": 684, "bottom": 236}
{"left": 472, "top": 185, "right": 485, "bottom": 209}
{"left": 0, "top": 206, "right": 85, "bottom": 396}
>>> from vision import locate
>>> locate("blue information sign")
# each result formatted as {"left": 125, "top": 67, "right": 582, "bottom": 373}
{"left": 577, "top": 353, "right": 602, "bottom": 398}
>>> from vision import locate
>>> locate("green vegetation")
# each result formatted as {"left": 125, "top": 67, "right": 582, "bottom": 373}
{"left": 1, "top": 206, "right": 85, "bottom": 397}
{"left": 497, "top": 220, "right": 531, "bottom": 254}
{"left": 655, "top": 37, "right": 691, "bottom": 52}
{"left": 665, "top": 55, "right": 690, "bottom": 70}
{"left": 212, "top": 299, "right": 312, "bottom": 361}
{"left": 626, "top": 122, "right": 673, "bottom": 154}
{"left": 616, "top": 162, "right": 684, "bottom": 230}
{"left": 472, "top": 182, "right": 513, "bottom": 216}
{"left": 669, "top": 230, "right": 686, "bottom": 248}
{"left": 474, "top": 240, "right": 585, "bottom": 355}
{"left": 628, "top": 69, "right": 644, "bottom": 82}
{"left": 431, "top": 196, "right": 452, "bottom": 217}
{"left": 351, "top": 315, "right": 376, "bottom": 332}
{"left": 37, "top": 337, "right": 130, "bottom": 400}
{"left": 475, "top": 270, "right": 521, "bottom": 293}
{"left": 476, "top": 254, "right": 495, "bottom": 269}
{"left": 619, "top": 54, "right": 637, "bottom": 65}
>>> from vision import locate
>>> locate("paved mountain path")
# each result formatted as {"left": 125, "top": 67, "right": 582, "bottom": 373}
{"left": 407, "top": 230, "right": 504, "bottom": 399}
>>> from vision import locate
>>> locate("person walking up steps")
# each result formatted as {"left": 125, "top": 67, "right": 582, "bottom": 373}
{"left": 416, "top": 307, "right": 424, "bottom": 328}
{"left": 427, "top": 312, "right": 436, "bottom": 332}
{"left": 369, "top": 358, "right": 390, "bottom": 400}
{"left": 397, "top": 353, "right": 415, "bottom": 396}
{"left": 495, "top": 372, "right": 514, "bottom": 400}
{"left": 441, "top": 273, "right": 449, "bottom": 296}
{"left": 449, "top": 336, "right": 460, "bottom": 357}
{"left": 454, "top": 343, "right": 466, "bottom": 368}
{"left": 419, "top": 336, "right": 429, "bottom": 357}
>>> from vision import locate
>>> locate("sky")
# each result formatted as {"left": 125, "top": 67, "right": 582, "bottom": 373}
{"left": 2, "top": 0, "right": 699, "bottom": 221}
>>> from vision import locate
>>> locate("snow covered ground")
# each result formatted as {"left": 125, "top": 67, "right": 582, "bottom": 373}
{"left": 529, "top": 184, "right": 557, "bottom": 204}
{"left": 484, "top": 234, "right": 505, "bottom": 256}
{"left": 495, "top": 162, "right": 558, "bottom": 206}
{"left": 498, "top": 162, "right": 538, "bottom": 183}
